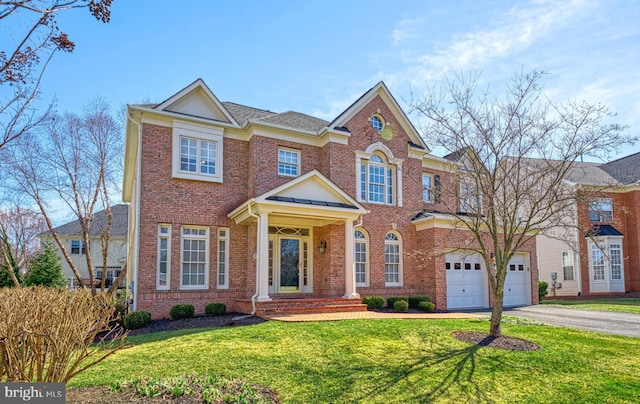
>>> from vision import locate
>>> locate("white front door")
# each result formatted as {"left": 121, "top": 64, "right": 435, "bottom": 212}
{"left": 504, "top": 254, "right": 531, "bottom": 307}
{"left": 268, "top": 227, "right": 312, "bottom": 294}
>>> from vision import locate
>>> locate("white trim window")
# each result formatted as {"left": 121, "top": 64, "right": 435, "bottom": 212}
{"left": 278, "top": 148, "right": 300, "bottom": 177}
{"left": 360, "top": 153, "right": 395, "bottom": 205}
{"left": 217, "top": 227, "right": 230, "bottom": 289}
{"left": 370, "top": 115, "right": 384, "bottom": 132}
{"left": 459, "top": 180, "right": 480, "bottom": 214}
{"left": 157, "top": 224, "right": 171, "bottom": 290}
{"left": 589, "top": 198, "right": 613, "bottom": 222}
{"left": 561, "top": 251, "right": 574, "bottom": 281}
{"left": 422, "top": 174, "right": 433, "bottom": 203}
{"left": 71, "top": 240, "right": 86, "bottom": 255}
{"left": 180, "top": 226, "right": 209, "bottom": 289}
{"left": 384, "top": 231, "right": 402, "bottom": 286}
{"left": 591, "top": 244, "right": 606, "bottom": 281}
{"left": 610, "top": 243, "right": 622, "bottom": 280}
{"left": 354, "top": 229, "right": 369, "bottom": 287}
{"left": 172, "top": 121, "right": 223, "bottom": 183}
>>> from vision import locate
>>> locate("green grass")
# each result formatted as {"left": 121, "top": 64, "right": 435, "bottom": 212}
{"left": 541, "top": 297, "right": 640, "bottom": 314}
{"left": 69, "top": 319, "right": 640, "bottom": 403}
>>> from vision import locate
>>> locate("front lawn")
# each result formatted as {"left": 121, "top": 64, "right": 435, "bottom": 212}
{"left": 541, "top": 297, "right": 640, "bottom": 314}
{"left": 69, "top": 319, "right": 640, "bottom": 403}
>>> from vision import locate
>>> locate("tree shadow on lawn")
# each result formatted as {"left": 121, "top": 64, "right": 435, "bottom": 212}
{"left": 352, "top": 335, "right": 506, "bottom": 403}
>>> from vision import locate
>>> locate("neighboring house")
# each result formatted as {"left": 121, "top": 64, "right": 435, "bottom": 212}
{"left": 123, "top": 79, "right": 538, "bottom": 319}
{"left": 537, "top": 153, "right": 640, "bottom": 296}
{"left": 38, "top": 204, "right": 128, "bottom": 288}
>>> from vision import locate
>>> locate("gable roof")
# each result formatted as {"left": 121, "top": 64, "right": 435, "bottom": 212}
{"left": 564, "top": 161, "right": 620, "bottom": 186}
{"left": 40, "top": 204, "right": 128, "bottom": 238}
{"left": 599, "top": 151, "right": 640, "bottom": 185}
{"left": 328, "top": 81, "right": 429, "bottom": 151}
{"left": 155, "top": 78, "right": 239, "bottom": 125}
{"left": 254, "top": 111, "right": 329, "bottom": 132}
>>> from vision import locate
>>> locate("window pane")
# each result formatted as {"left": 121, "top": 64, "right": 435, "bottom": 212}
{"left": 200, "top": 140, "right": 217, "bottom": 174}
{"left": 278, "top": 149, "right": 299, "bottom": 176}
{"left": 180, "top": 137, "right": 197, "bottom": 172}
{"left": 182, "top": 228, "right": 207, "bottom": 286}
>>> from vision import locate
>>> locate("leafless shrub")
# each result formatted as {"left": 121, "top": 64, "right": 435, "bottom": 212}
{"left": 0, "top": 286, "right": 128, "bottom": 382}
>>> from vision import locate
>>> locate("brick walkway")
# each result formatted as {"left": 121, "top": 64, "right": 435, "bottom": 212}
{"left": 263, "top": 311, "right": 483, "bottom": 322}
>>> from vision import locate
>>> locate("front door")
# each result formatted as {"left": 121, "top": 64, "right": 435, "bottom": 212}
{"left": 279, "top": 238, "right": 300, "bottom": 291}
{"left": 268, "top": 227, "right": 312, "bottom": 294}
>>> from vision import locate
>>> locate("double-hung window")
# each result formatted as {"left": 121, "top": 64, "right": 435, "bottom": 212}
{"left": 459, "top": 180, "right": 480, "bottom": 214}
{"left": 422, "top": 174, "right": 433, "bottom": 202}
{"left": 180, "top": 226, "right": 209, "bottom": 289}
{"left": 589, "top": 198, "right": 613, "bottom": 222}
{"left": 561, "top": 251, "right": 574, "bottom": 281}
{"left": 278, "top": 148, "right": 300, "bottom": 177}
{"left": 172, "top": 121, "right": 223, "bottom": 183}
{"left": 354, "top": 229, "right": 369, "bottom": 287}
{"left": 384, "top": 232, "right": 402, "bottom": 286}
{"left": 71, "top": 240, "right": 86, "bottom": 255}
{"left": 217, "top": 227, "right": 229, "bottom": 289}
{"left": 360, "top": 154, "right": 394, "bottom": 205}
{"left": 157, "top": 225, "right": 171, "bottom": 289}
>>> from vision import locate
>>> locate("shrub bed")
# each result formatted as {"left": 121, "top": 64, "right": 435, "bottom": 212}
{"left": 418, "top": 301, "right": 436, "bottom": 312}
{"left": 408, "top": 295, "right": 432, "bottom": 309}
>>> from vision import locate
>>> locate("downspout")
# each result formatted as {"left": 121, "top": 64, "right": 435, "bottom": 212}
{"left": 127, "top": 112, "right": 142, "bottom": 311}
{"left": 573, "top": 197, "right": 582, "bottom": 296}
{"left": 246, "top": 202, "right": 260, "bottom": 315}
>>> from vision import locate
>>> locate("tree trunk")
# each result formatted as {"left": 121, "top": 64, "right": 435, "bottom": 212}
{"left": 489, "top": 291, "right": 504, "bottom": 337}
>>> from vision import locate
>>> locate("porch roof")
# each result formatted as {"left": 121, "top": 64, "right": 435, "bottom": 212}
{"left": 229, "top": 170, "right": 368, "bottom": 226}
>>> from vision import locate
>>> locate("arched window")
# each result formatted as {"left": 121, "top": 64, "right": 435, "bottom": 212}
{"left": 360, "top": 152, "right": 394, "bottom": 205}
{"left": 354, "top": 229, "right": 369, "bottom": 287}
{"left": 384, "top": 231, "right": 402, "bottom": 286}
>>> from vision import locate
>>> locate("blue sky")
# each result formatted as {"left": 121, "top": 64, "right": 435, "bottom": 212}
{"left": 29, "top": 0, "right": 640, "bottom": 160}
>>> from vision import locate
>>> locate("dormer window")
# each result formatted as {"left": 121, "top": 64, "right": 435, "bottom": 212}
{"left": 370, "top": 115, "right": 384, "bottom": 132}
{"left": 172, "top": 121, "right": 223, "bottom": 183}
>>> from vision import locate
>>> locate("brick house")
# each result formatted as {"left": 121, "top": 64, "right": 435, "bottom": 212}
{"left": 537, "top": 153, "right": 640, "bottom": 296}
{"left": 123, "top": 79, "right": 538, "bottom": 318}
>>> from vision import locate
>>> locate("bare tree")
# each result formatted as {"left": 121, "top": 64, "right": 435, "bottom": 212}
{"left": 0, "top": 0, "right": 112, "bottom": 151}
{"left": 0, "top": 206, "right": 47, "bottom": 283}
{"left": 2, "top": 98, "right": 123, "bottom": 295}
{"left": 410, "top": 70, "right": 635, "bottom": 337}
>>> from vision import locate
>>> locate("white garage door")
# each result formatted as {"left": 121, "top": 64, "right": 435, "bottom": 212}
{"left": 504, "top": 254, "right": 531, "bottom": 307}
{"left": 446, "top": 253, "right": 488, "bottom": 309}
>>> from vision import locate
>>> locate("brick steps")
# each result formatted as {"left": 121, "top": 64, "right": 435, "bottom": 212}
{"left": 235, "top": 298, "right": 367, "bottom": 317}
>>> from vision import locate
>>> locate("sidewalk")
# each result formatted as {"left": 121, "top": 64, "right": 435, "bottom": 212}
{"left": 263, "top": 310, "right": 483, "bottom": 322}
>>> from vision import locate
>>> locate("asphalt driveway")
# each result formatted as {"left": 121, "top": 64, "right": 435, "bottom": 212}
{"left": 505, "top": 305, "right": 640, "bottom": 338}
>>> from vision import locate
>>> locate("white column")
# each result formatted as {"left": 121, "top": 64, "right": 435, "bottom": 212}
{"left": 343, "top": 219, "right": 359, "bottom": 299}
{"left": 256, "top": 213, "right": 271, "bottom": 302}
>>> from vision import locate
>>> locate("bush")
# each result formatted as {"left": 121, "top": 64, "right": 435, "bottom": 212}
{"left": 539, "top": 281, "right": 549, "bottom": 299}
{"left": 418, "top": 301, "right": 436, "bottom": 312}
{"left": 386, "top": 296, "right": 407, "bottom": 308}
{"left": 123, "top": 310, "right": 152, "bottom": 330}
{"left": 362, "top": 296, "right": 384, "bottom": 310}
{"left": 393, "top": 300, "right": 409, "bottom": 313}
{"left": 25, "top": 242, "right": 66, "bottom": 287}
{"left": 408, "top": 295, "right": 432, "bottom": 309}
{"left": 205, "top": 302, "right": 227, "bottom": 316}
{"left": 0, "top": 286, "right": 127, "bottom": 382}
{"left": 170, "top": 304, "right": 195, "bottom": 320}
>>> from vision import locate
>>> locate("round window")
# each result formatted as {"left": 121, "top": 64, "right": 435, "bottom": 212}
{"left": 371, "top": 116, "right": 384, "bottom": 132}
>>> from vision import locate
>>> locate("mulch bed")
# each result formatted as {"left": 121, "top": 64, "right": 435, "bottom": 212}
{"left": 125, "top": 313, "right": 266, "bottom": 337}
{"left": 451, "top": 331, "right": 540, "bottom": 351}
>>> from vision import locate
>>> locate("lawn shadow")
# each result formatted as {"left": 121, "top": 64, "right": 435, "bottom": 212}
{"left": 354, "top": 334, "right": 505, "bottom": 403}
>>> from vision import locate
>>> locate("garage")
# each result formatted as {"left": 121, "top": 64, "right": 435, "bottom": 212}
{"left": 504, "top": 253, "right": 531, "bottom": 307}
{"left": 446, "top": 252, "right": 488, "bottom": 309}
